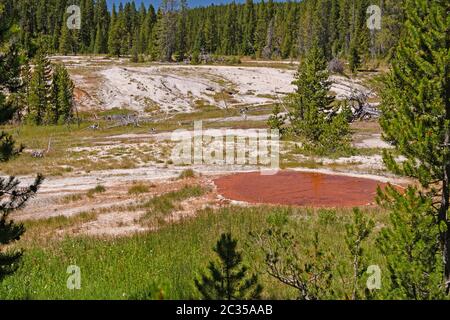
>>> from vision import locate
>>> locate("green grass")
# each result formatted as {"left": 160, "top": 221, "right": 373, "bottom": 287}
{"left": 128, "top": 183, "right": 153, "bottom": 195}
{"left": 86, "top": 185, "right": 106, "bottom": 198}
{"left": 140, "top": 185, "right": 206, "bottom": 225}
{"left": 0, "top": 105, "right": 272, "bottom": 176}
{"left": 0, "top": 205, "right": 387, "bottom": 300}
{"left": 60, "top": 193, "right": 84, "bottom": 204}
{"left": 177, "top": 169, "right": 196, "bottom": 180}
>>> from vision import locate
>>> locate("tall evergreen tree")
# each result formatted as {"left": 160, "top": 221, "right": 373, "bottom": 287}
{"left": 348, "top": 36, "right": 361, "bottom": 73}
{"left": 377, "top": 186, "right": 444, "bottom": 299}
{"left": 59, "top": 14, "right": 73, "bottom": 56}
{"left": 130, "top": 29, "right": 140, "bottom": 63}
{"left": 156, "top": 0, "right": 180, "bottom": 61}
{"left": 222, "top": 2, "right": 240, "bottom": 55}
{"left": 241, "top": 0, "right": 256, "bottom": 55}
{"left": 290, "top": 43, "right": 333, "bottom": 139}
{"left": 254, "top": 0, "right": 267, "bottom": 57}
{"left": 80, "top": 0, "right": 95, "bottom": 52}
{"left": 288, "top": 43, "right": 351, "bottom": 154}
{"left": 0, "top": 2, "right": 43, "bottom": 282}
{"left": 55, "top": 64, "right": 74, "bottom": 124}
{"left": 108, "top": 4, "right": 121, "bottom": 57}
{"left": 28, "top": 51, "right": 53, "bottom": 125}
{"left": 176, "top": 0, "right": 188, "bottom": 61}
{"left": 379, "top": 0, "right": 450, "bottom": 293}
{"left": 203, "top": 10, "right": 218, "bottom": 54}
{"left": 375, "top": 0, "right": 404, "bottom": 57}
{"left": 94, "top": 0, "right": 110, "bottom": 54}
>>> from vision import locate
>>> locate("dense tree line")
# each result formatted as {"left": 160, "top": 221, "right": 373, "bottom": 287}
{"left": 7, "top": 0, "right": 404, "bottom": 62}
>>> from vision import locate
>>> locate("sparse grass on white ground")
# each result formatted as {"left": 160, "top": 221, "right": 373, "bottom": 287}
{"left": 55, "top": 56, "right": 378, "bottom": 114}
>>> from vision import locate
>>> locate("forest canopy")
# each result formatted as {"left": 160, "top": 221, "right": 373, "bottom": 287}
{"left": 6, "top": 0, "right": 404, "bottom": 61}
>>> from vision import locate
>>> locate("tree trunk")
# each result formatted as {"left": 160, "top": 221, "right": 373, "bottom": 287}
{"left": 443, "top": 26, "right": 450, "bottom": 293}
{"left": 441, "top": 148, "right": 450, "bottom": 293}
{"left": 440, "top": 152, "right": 450, "bottom": 291}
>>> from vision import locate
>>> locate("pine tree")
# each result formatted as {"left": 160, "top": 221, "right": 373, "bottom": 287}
{"left": 203, "top": 11, "right": 217, "bottom": 54}
{"left": 376, "top": 187, "right": 444, "bottom": 299}
{"left": 0, "top": 162, "right": 43, "bottom": 282}
{"left": 267, "top": 104, "right": 287, "bottom": 137}
{"left": 329, "top": 0, "right": 341, "bottom": 57}
{"left": 94, "top": 0, "right": 110, "bottom": 54}
{"left": 222, "top": 2, "right": 240, "bottom": 55}
{"left": 55, "top": 64, "right": 74, "bottom": 124}
{"left": 375, "top": 0, "right": 404, "bottom": 57}
{"left": 149, "top": 9, "right": 163, "bottom": 60}
{"left": 254, "top": 0, "right": 267, "bottom": 58}
{"left": 80, "top": 0, "right": 95, "bottom": 52}
{"left": 195, "top": 233, "right": 262, "bottom": 300}
{"left": 130, "top": 30, "right": 140, "bottom": 63}
{"left": 0, "top": 1, "right": 23, "bottom": 141}
{"left": 108, "top": 4, "right": 121, "bottom": 57}
{"left": 289, "top": 43, "right": 351, "bottom": 155}
{"left": 379, "top": 0, "right": 450, "bottom": 293}
{"left": 17, "top": 62, "right": 32, "bottom": 122}
{"left": 312, "top": 0, "right": 331, "bottom": 59}
{"left": 94, "top": 23, "right": 103, "bottom": 54}
{"left": 345, "top": 208, "right": 374, "bottom": 300}
{"left": 290, "top": 43, "right": 333, "bottom": 140}
{"left": 262, "top": 17, "right": 274, "bottom": 59}
{"left": 59, "top": 16, "right": 73, "bottom": 56}
{"left": 0, "top": 2, "right": 43, "bottom": 282}
{"left": 156, "top": 0, "right": 179, "bottom": 61}
{"left": 118, "top": 4, "right": 131, "bottom": 56}
{"left": 28, "top": 51, "right": 53, "bottom": 125}
{"left": 241, "top": 0, "right": 256, "bottom": 55}
{"left": 0, "top": 42, "right": 23, "bottom": 123}
{"left": 176, "top": 0, "right": 188, "bottom": 61}
{"left": 49, "top": 65, "right": 61, "bottom": 124}
{"left": 348, "top": 37, "right": 361, "bottom": 74}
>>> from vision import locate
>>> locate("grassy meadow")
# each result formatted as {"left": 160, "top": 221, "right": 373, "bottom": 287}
{"left": 0, "top": 205, "right": 388, "bottom": 300}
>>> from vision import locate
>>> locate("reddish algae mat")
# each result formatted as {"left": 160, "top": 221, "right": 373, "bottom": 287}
{"left": 214, "top": 171, "right": 393, "bottom": 207}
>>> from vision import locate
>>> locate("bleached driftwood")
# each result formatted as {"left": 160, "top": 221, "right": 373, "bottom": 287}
{"left": 31, "top": 138, "right": 52, "bottom": 158}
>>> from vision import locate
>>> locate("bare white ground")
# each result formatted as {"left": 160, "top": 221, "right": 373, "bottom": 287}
{"left": 354, "top": 134, "right": 393, "bottom": 149}
{"left": 98, "top": 65, "right": 296, "bottom": 113}
{"left": 77, "top": 210, "right": 148, "bottom": 237}
{"left": 65, "top": 58, "right": 373, "bottom": 114}
{"left": 329, "top": 75, "right": 375, "bottom": 99}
